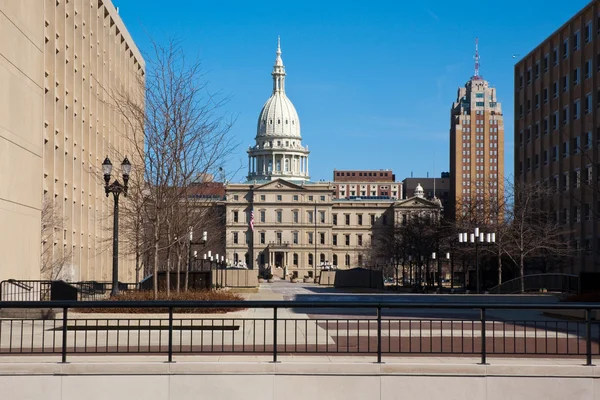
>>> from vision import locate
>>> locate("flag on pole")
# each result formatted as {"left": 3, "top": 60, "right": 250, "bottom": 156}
{"left": 249, "top": 209, "right": 255, "bottom": 232}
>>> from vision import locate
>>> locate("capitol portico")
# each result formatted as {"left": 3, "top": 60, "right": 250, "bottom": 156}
{"left": 224, "top": 40, "right": 442, "bottom": 277}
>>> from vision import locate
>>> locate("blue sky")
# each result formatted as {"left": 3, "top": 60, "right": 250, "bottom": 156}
{"left": 116, "top": 0, "right": 590, "bottom": 183}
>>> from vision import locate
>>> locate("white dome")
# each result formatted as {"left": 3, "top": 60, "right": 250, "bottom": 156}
{"left": 256, "top": 93, "right": 301, "bottom": 138}
{"left": 246, "top": 38, "right": 310, "bottom": 183}
{"left": 415, "top": 183, "right": 424, "bottom": 198}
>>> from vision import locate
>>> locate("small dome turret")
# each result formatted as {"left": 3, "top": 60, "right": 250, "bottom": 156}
{"left": 415, "top": 183, "right": 424, "bottom": 198}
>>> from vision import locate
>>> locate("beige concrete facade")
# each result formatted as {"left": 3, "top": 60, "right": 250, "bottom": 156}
{"left": 224, "top": 179, "right": 441, "bottom": 277}
{"left": 0, "top": 1, "right": 46, "bottom": 281}
{"left": 449, "top": 75, "right": 505, "bottom": 222}
{"left": 0, "top": 0, "right": 144, "bottom": 283}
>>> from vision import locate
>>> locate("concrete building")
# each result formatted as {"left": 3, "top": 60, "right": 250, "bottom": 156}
{"left": 332, "top": 170, "right": 401, "bottom": 199}
{"left": 514, "top": 0, "right": 600, "bottom": 273}
{"left": 449, "top": 39, "right": 505, "bottom": 222}
{"left": 224, "top": 40, "right": 441, "bottom": 277}
{"left": 0, "top": 0, "right": 144, "bottom": 282}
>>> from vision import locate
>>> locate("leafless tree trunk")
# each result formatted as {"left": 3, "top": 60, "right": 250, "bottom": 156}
{"left": 176, "top": 242, "right": 183, "bottom": 293}
{"left": 504, "top": 180, "right": 573, "bottom": 293}
{"left": 184, "top": 241, "right": 190, "bottom": 292}
{"left": 111, "top": 37, "right": 236, "bottom": 299}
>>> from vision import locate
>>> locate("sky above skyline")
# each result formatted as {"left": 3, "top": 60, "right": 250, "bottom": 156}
{"left": 116, "top": 0, "right": 590, "bottom": 183}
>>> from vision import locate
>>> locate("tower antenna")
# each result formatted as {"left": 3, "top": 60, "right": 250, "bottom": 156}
{"left": 474, "top": 37, "right": 481, "bottom": 79}
{"left": 433, "top": 155, "right": 436, "bottom": 199}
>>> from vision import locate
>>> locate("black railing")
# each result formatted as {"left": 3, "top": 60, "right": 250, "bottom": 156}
{"left": 0, "top": 300, "right": 600, "bottom": 365}
{"left": 0, "top": 280, "right": 138, "bottom": 301}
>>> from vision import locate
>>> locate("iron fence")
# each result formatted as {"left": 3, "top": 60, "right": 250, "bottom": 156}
{"left": 0, "top": 300, "right": 599, "bottom": 364}
{"left": 0, "top": 280, "right": 138, "bottom": 301}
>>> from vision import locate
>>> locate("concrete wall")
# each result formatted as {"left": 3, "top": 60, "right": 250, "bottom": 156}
{"left": 1, "top": 362, "right": 599, "bottom": 400}
{"left": 319, "top": 269, "right": 383, "bottom": 289}
{"left": 0, "top": 0, "right": 144, "bottom": 283}
{"left": 319, "top": 270, "right": 336, "bottom": 285}
{"left": 0, "top": 0, "right": 45, "bottom": 281}
{"left": 212, "top": 269, "right": 258, "bottom": 287}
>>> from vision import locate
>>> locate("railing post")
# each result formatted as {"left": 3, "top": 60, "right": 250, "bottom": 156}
{"left": 479, "top": 307, "right": 488, "bottom": 365}
{"left": 167, "top": 306, "right": 174, "bottom": 363}
{"left": 376, "top": 306, "right": 382, "bottom": 364}
{"left": 586, "top": 309, "right": 594, "bottom": 366}
{"left": 61, "top": 307, "right": 68, "bottom": 363}
{"left": 272, "top": 307, "right": 278, "bottom": 363}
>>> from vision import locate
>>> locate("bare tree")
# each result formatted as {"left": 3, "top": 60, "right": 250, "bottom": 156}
{"left": 40, "top": 197, "right": 72, "bottom": 280}
{"left": 504, "top": 179, "right": 572, "bottom": 292}
{"left": 114, "top": 38, "right": 235, "bottom": 298}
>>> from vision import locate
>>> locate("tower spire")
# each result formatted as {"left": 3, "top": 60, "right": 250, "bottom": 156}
{"left": 272, "top": 36, "right": 286, "bottom": 93}
{"left": 474, "top": 37, "right": 481, "bottom": 79}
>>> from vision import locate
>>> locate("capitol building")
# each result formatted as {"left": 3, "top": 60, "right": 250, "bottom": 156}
{"left": 223, "top": 40, "right": 441, "bottom": 277}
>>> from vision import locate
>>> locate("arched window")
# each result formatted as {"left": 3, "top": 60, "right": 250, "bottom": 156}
{"left": 320, "top": 253, "right": 325, "bottom": 263}
{"left": 357, "top": 254, "right": 363, "bottom": 266}
{"left": 332, "top": 254, "right": 338, "bottom": 266}
{"left": 308, "top": 254, "right": 313, "bottom": 266}
{"left": 278, "top": 119, "right": 281, "bottom": 124}
{"left": 345, "top": 254, "right": 350, "bottom": 266}
{"left": 234, "top": 253, "right": 239, "bottom": 263}
{"left": 293, "top": 253, "right": 298, "bottom": 266}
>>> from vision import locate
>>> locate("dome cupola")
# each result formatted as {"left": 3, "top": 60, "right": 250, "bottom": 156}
{"left": 415, "top": 183, "right": 424, "bottom": 198}
{"left": 256, "top": 37, "right": 301, "bottom": 139}
{"left": 247, "top": 38, "right": 310, "bottom": 182}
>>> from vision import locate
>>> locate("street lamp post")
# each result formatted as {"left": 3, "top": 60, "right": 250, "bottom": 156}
{"left": 459, "top": 228, "right": 495, "bottom": 294}
{"left": 313, "top": 199, "right": 317, "bottom": 281}
{"left": 102, "top": 156, "right": 131, "bottom": 297}
{"left": 432, "top": 252, "right": 451, "bottom": 290}
{"left": 188, "top": 230, "right": 207, "bottom": 272}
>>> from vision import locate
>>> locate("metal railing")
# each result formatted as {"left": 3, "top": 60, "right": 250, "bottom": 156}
{"left": 0, "top": 280, "right": 138, "bottom": 301}
{"left": 488, "top": 274, "right": 579, "bottom": 294}
{"left": 0, "top": 300, "right": 599, "bottom": 365}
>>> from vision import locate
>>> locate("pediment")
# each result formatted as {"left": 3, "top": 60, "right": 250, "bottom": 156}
{"left": 254, "top": 178, "right": 306, "bottom": 191}
{"left": 394, "top": 196, "right": 440, "bottom": 209}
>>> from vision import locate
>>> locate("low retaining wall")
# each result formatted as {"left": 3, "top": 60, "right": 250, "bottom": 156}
{"left": 319, "top": 269, "right": 383, "bottom": 289}
{"left": 211, "top": 269, "right": 258, "bottom": 288}
{"left": 0, "top": 361, "right": 598, "bottom": 400}
{"left": 319, "top": 270, "right": 336, "bottom": 286}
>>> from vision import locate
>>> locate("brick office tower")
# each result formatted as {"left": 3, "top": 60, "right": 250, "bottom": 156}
{"left": 514, "top": 1, "right": 600, "bottom": 273}
{"left": 449, "top": 39, "right": 505, "bottom": 222}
